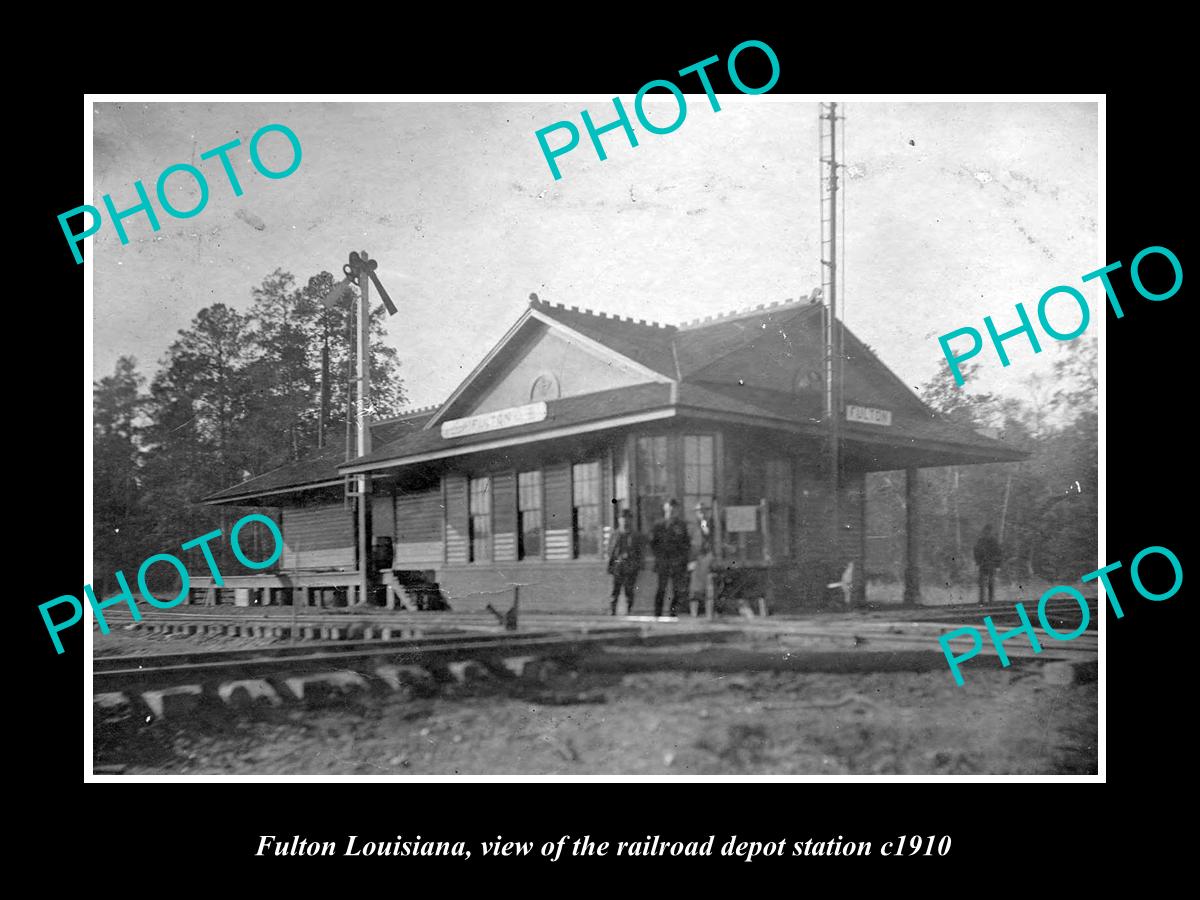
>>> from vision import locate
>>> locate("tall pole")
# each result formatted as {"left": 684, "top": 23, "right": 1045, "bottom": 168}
{"left": 823, "top": 102, "right": 841, "bottom": 566}
{"left": 356, "top": 253, "right": 373, "bottom": 606}
{"left": 357, "top": 255, "right": 372, "bottom": 458}
{"left": 344, "top": 302, "right": 353, "bottom": 466}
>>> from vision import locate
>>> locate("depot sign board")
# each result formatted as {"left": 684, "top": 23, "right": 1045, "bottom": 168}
{"left": 440, "top": 402, "right": 548, "bottom": 439}
{"left": 846, "top": 405, "right": 892, "bottom": 426}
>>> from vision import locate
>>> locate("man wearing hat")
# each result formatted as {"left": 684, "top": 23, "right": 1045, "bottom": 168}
{"left": 651, "top": 499, "right": 691, "bottom": 617}
{"left": 607, "top": 509, "right": 644, "bottom": 615}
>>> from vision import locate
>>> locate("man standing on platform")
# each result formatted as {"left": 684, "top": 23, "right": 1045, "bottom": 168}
{"left": 651, "top": 499, "right": 691, "bottom": 617}
{"left": 973, "top": 524, "right": 1003, "bottom": 606}
{"left": 689, "top": 502, "right": 715, "bottom": 616}
{"left": 607, "top": 509, "right": 644, "bottom": 615}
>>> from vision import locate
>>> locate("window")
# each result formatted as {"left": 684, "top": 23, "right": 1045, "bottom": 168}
{"left": 683, "top": 435, "right": 715, "bottom": 514}
{"left": 517, "top": 470, "right": 542, "bottom": 560}
{"left": 636, "top": 436, "right": 670, "bottom": 532}
{"left": 726, "top": 451, "right": 767, "bottom": 560}
{"left": 613, "top": 449, "right": 629, "bottom": 515}
{"left": 684, "top": 434, "right": 716, "bottom": 553}
{"left": 572, "top": 461, "right": 602, "bottom": 557}
{"left": 468, "top": 477, "right": 491, "bottom": 562}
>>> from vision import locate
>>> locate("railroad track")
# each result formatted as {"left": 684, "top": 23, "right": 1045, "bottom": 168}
{"left": 94, "top": 598, "right": 1100, "bottom": 724}
{"left": 887, "top": 596, "right": 1100, "bottom": 629}
{"left": 93, "top": 626, "right": 744, "bottom": 719}
{"left": 100, "top": 600, "right": 1099, "bottom": 628}
{"left": 714, "top": 596, "right": 1100, "bottom": 633}
{"left": 96, "top": 612, "right": 741, "bottom": 644}
{"left": 699, "top": 598, "right": 1099, "bottom": 667}
{"left": 95, "top": 598, "right": 1099, "bottom": 659}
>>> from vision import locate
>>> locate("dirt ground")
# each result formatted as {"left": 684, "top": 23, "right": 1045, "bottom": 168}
{"left": 94, "top": 642, "right": 1096, "bottom": 775}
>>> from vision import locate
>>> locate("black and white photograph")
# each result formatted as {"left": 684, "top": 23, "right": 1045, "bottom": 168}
{"left": 84, "top": 95, "right": 1101, "bottom": 778}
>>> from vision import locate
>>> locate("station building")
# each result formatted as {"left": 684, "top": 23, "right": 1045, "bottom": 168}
{"left": 203, "top": 295, "right": 1023, "bottom": 612}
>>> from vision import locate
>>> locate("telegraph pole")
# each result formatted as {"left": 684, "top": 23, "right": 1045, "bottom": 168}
{"left": 344, "top": 305, "right": 354, "bottom": 466}
{"left": 323, "top": 250, "right": 398, "bottom": 608}
{"left": 820, "top": 102, "right": 844, "bottom": 567}
{"left": 355, "top": 251, "right": 373, "bottom": 607}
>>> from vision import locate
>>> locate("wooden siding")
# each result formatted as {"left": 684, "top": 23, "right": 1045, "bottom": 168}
{"left": 372, "top": 491, "right": 396, "bottom": 541}
{"left": 838, "top": 472, "right": 866, "bottom": 569}
{"left": 395, "top": 487, "right": 444, "bottom": 565}
{"left": 280, "top": 504, "right": 354, "bottom": 571}
{"left": 544, "top": 462, "right": 571, "bottom": 530}
{"left": 542, "top": 462, "right": 572, "bottom": 560}
{"left": 396, "top": 488, "right": 443, "bottom": 543}
{"left": 794, "top": 467, "right": 828, "bottom": 563}
{"left": 437, "top": 562, "right": 626, "bottom": 614}
{"left": 394, "top": 541, "right": 444, "bottom": 565}
{"left": 493, "top": 532, "right": 517, "bottom": 562}
{"left": 544, "top": 528, "right": 572, "bottom": 561}
{"left": 443, "top": 474, "right": 469, "bottom": 564}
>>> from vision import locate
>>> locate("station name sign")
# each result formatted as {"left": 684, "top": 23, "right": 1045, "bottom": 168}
{"left": 724, "top": 506, "right": 759, "bottom": 533}
{"left": 441, "top": 402, "right": 548, "bottom": 439}
{"left": 845, "top": 405, "right": 892, "bottom": 426}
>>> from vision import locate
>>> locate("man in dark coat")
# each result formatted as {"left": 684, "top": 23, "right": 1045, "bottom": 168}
{"left": 651, "top": 499, "right": 691, "bottom": 617}
{"left": 973, "top": 524, "right": 1003, "bottom": 606}
{"left": 607, "top": 509, "right": 644, "bottom": 615}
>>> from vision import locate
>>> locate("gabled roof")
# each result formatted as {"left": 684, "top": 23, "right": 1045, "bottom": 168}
{"left": 530, "top": 302, "right": 679, "bottom": 379}
{"left": 674, "top": 300, "right": 823, "bottom": 377}
{"left": 421, "top": 303, "right": 674, "bottom": 430}
{"left": 529, "top": 296, "right": 830, "bottom": 382}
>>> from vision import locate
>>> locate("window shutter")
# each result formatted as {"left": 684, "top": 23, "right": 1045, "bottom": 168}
{"left": 544, "top": 462, "right": 572, "bottom": 560}
{"left": 444, "top": 474, "right": 469, "bottom": 564}
{"left": 493, "top": 472, "right": 517, "bottom": 561}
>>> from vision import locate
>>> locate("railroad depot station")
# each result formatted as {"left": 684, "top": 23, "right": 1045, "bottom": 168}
{"left": 201, "top": 295, "right": 1023, "bottom": 614}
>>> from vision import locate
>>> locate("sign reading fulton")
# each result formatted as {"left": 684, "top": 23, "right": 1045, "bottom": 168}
{"left": 202, "top": 294, "right": 1024, "bottom": 612}
{"left": 440, "top": 402, "right": 548, "bottom": 439}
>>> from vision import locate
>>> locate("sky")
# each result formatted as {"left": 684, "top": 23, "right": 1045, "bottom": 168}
{"left": 90, "top": 99, "right": 1099, "bottom": 411}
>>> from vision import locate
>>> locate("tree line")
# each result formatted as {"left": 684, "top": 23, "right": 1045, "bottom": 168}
{"left": 866, "top": 336, "right": 1098, "bottom": 585}
{"left": 92, "top": 269, "right": 406, "bottom": 595}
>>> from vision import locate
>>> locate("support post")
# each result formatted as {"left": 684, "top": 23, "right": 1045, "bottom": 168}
{"left": 356, "top": 256, "right": 374, "bottom": 607}
{"left": 904, "top": 467, "right": 921, "bottom": 606}
{"left": 823, "top": 102, "right": 842, "bottom": 580}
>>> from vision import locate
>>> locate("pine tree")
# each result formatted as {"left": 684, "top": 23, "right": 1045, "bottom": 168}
{"left": 93, "top": 357, "right": 150, "bottom": 596}
{"left": 96, "top": 268, "right": 409, "bottom": 587}
{"left": 140, "top": 303, "right": 253, "bottom": 581}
